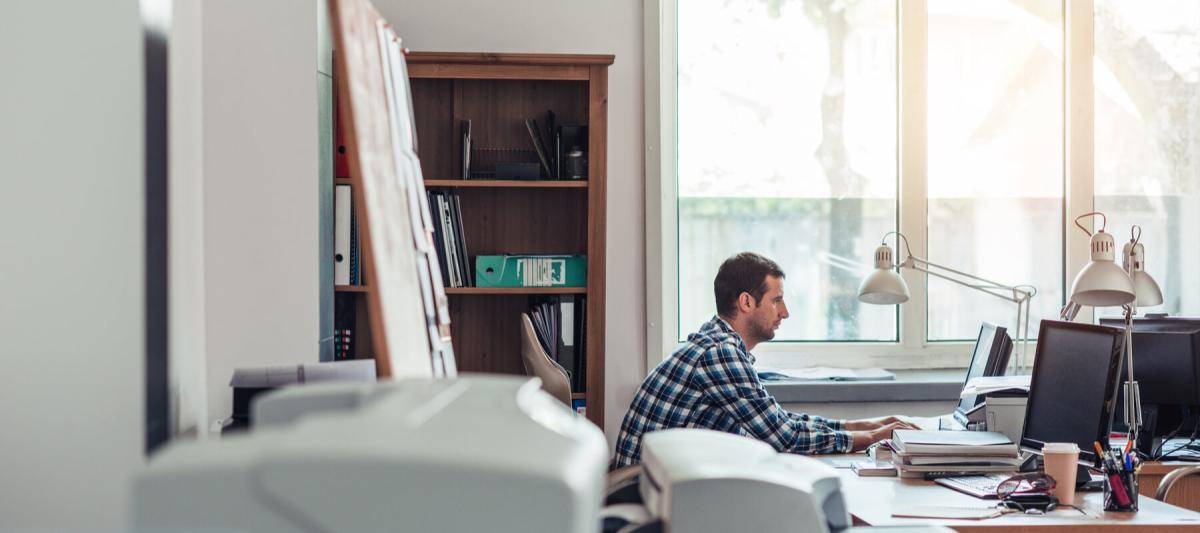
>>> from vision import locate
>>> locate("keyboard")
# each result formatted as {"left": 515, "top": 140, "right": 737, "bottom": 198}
{"left": 935, "top": 474, "right": 1022, "bottom": 499}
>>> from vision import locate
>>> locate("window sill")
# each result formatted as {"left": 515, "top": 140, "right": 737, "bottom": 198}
{"left": 763, "top": 368, "right": 966, "bottom": 403}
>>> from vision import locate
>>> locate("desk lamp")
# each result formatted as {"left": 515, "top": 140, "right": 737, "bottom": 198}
{"left": 857, "top": 231, "right": 1036, "bottom": 373}
{"left": 1060, "top": 212, "right": 1163, "bottom": 443}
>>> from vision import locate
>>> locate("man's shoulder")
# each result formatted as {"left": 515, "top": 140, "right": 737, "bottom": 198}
{"left": 675, "top": 333, "right": 744, "bottom": 365}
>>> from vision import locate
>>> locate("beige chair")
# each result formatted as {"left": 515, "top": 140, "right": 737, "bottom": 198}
{"left": 1155, "top": 465, "right": 1200, "bottom": 503}
{"left": 519, "top": 312, "right": 572, "bottom": 406}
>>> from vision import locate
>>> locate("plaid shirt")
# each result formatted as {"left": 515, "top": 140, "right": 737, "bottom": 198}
{"left": 613, "top": 316, "right": 852, "bottom": 469}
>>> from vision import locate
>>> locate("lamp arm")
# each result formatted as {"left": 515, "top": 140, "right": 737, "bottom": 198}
{"left": 904, "top": 260, "right": 1029, "bottom": 304}
{"left": 902, "top": 257, "right": 1036, "bottom": 375}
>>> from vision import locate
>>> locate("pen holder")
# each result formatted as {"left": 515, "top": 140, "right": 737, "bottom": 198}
{"left": 1103, "top": 467, "right": 1139, "bottom": 512}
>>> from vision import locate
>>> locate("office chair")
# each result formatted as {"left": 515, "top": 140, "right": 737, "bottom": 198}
{"left": 1155, "top": 465, "right": 1200, "bottom": 504}
{"left": 519, "top": 312, "right": 572, "bottom": 407}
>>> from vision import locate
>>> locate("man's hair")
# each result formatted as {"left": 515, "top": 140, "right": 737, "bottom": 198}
{"left": 714, "top": 252, "right": 785, "bottom": 318}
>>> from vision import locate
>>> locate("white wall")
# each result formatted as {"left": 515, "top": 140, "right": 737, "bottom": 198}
{"left": 201, "top": 0, "right": 322, "bottom": 425}
{"left": 0, "top": 1, "right": 145, "bottom": 528}
{"left": 376, "top": 0, "right": 647, "bottom": 447}
{"left": 171, "top": 0, "right": 210, "bottom": 438}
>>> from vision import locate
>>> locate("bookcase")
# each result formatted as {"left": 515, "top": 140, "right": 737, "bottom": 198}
{"left": 333, "top": 52, "right": 611, "bottom": 429}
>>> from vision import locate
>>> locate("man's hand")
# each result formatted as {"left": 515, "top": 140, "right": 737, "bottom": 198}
{"left": 849, "top": 421, "right": 914, "bottom": 451}
{"left": 844, "top": 415, "right": 917, "bottom": 432}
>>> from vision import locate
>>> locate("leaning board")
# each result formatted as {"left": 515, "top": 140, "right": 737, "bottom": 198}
{"left": 329, "top": 0, "right": 455, "bottom": 378}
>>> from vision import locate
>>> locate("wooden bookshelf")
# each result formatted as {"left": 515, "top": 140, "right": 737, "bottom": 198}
{"left": 444, "top": 287, "right": 589, "bottom": 295}
{"left": 407, "top": 52, "right": 610, "bottom": 428}
{"left": 424, "top": 179, "right": 588, "bottom": 189}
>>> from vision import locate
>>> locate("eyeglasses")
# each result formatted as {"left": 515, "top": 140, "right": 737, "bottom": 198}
{"left": 996, "top": 473, "right": 1057, "bottom": 499}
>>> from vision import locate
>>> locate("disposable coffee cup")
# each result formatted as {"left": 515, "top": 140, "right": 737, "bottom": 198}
{"left": 1043, "top": 442, "right": 1080, "bottom": 503}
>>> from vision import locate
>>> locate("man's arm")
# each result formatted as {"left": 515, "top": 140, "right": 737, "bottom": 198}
{"left": 694, "top": 343, "right": 852, "bottom": 455}
{"left": 787, "top": 411, "right": 847, "bottom": 431}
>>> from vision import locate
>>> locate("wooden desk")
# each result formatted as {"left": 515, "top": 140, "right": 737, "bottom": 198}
{"left": 1140, "top": 462, "right": 1200, "bottom": 513}
{"left": 832, "top": 461, "right": 1200, "bottom": 532}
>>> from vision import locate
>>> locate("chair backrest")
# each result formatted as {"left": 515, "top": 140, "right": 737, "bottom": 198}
{"left": 519, "top": 312, "right": 572, "bottom": 406}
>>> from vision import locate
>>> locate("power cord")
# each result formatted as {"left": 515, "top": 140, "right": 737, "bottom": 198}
{"left": 1157, "top": 418, "right": 1200, "bottom": 461}
{"left": 1151, "top": 419, "right": 1189, "bottom": 460}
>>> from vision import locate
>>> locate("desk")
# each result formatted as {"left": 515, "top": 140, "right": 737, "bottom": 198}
{"left": 827, "top": 456, "right": 1200, "bottom": 532}
{"left": 1140, "top": 462, "right": 1200, "bottom": 513}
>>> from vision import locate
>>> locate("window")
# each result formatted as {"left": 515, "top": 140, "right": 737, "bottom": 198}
{"left": 649, "top": 0, "right": 1200, "bottom": 367}
{"left": 677, "top": 0, "right": 897, "bottom": 342}
{"left": 926, "top": 0, "right": 1063, "bottom": 341}
{"left": 1093, "top": 0, "right": 1200, "bottom": 318}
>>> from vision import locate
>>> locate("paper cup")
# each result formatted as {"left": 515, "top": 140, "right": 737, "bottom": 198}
{"left": 1042, "top": 442, "right": 1080, "bottom": 504}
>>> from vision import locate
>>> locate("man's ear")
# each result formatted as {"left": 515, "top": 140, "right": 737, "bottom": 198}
{"left": 737, "top": 292, "right": 756, "bottom": 313}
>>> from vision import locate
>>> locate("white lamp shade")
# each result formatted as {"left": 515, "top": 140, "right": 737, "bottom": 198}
{"left": 1070, "top": 232, "right": 1134, "bottom": 306}
{"left": 1131, "top": 271, "right": 1163, "bottom": 307}
{"left": 1123, "top": 241, "right": 1163, "bottom": 307}
{"left": 858, "top": 268, "right": 910, "bottom": 305}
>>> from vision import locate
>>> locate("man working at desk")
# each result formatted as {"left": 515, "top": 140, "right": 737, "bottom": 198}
{"left": 613, "top": 252, "right": 914, "bottom": 468}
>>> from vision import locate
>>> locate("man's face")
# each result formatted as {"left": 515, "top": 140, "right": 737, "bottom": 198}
{"left": 748, "top": 275, "right": 789, "bottom": 342}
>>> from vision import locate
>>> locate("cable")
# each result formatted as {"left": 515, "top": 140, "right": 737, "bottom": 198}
{"left": 1157, "top": 418, "right": 1200, "bottom": 461}
{"left": 1150, "top": 419, "right": 1188, "bottom": 460}
{"left": 1073, "top": 212, "right": 1106, "bottom": 237}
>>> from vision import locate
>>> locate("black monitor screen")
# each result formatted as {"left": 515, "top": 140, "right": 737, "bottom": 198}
{"left": 1099, "top": 317, "right": 1200, "bottom": 406}
{"left": 957, "top": 323, "right": 1011, "bottom": 414}
{"left": 1020, "top": 320, "right": 1123, "bottom": 464}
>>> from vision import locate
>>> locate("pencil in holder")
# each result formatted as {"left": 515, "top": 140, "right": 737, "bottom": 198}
{"left": 1102, "top": 466, "right": 1138, "bottom": 512}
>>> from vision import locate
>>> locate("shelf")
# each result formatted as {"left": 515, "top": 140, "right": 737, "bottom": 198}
{"left": 571, "top": 393, "right": 586, "bottom": 400}
{"left": 334, "top": 177, "right": 354, "bottom": 185}
{"left": 425, "top": 179, "right": 587, "bottom": 189}
{"left": 444, "top": 287, "right": 587, "bottom": 295}
{"left": 334, "top": 285, "right": 369, "bottom": 293}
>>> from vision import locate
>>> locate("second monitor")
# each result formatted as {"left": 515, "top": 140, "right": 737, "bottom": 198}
{"left": 1020, "top": 320, "right": 1124, "bottom": 466}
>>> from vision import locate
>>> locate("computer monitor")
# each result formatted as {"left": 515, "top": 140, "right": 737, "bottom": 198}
{"left": 1019, "top": 320, "right": 1124, "bottom": 465}
{"left": 955, "top": 323, "right": 1013, "bottom": 423}
{"left": 1099, "top": 316, "right": 1200, "bottom": 452}
{"left": 1098, "top": 316, "right": 1200, "bottom": 406}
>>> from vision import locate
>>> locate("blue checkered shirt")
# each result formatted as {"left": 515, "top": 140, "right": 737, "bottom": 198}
{"left": 613, "top": 316, "right": 852, "bottom": 469}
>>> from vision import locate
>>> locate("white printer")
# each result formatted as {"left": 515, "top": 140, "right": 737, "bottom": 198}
{"left": 634, "top": 429, "right": 954, "bottom": 533}
{"left": 133, "top": 375, "right": 608, "bottom": 533}
{"left": 639, "top": 428, "right": 850, "bottom": 533}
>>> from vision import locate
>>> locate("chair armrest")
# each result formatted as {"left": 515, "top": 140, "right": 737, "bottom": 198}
{"left": 1155, "top": 465, "right": 1200, "bottom": 502}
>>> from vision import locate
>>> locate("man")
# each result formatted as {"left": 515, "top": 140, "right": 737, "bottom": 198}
{"left": 613, "top": 252, "right": 913, "bottom": 469}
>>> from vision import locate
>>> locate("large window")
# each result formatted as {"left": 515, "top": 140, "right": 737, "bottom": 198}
{"left": 656, "top": 0, "right": 1200, "bottom": 366}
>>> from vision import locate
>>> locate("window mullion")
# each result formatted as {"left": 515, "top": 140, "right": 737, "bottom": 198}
{"left": 1065, "top": 0, "right": 1095, "bottom": 322}
{"left": 898, "top": 0, "right": 928, "bottom": 349}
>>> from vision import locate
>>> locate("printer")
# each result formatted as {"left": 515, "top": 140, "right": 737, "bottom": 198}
{"left": 639, "top": 428, "right": 850, "bottom": 533}
{"left": 134, "top": 375, "right": 608, "bottom": 532}
{"left": 223, "top": 359, "right": 377, "bottom": 432}
{"left": 632, "top": 429, "right": 953, "bottom": 533}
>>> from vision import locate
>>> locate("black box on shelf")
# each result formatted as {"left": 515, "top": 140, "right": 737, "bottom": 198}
{"left": 496, "top": 161, "right": 541, "bottom": 180}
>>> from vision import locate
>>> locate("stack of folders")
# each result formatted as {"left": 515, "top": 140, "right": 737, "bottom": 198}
{"left": 334, "top": 185, "right": 362, "bottom": 285}
{"left": 529, "top": 296, "right": 587, "bottom": 393}
{"left": 891, "top": 430, "right": 1021, "bottom": 479}
{"left": 426, "top": 190, "right": 471, "bottom": 288}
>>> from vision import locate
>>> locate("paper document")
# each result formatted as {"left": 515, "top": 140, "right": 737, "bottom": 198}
{"left": 759, "top": 366, "right": 896, "bottom": 381}
{"left": 892, "top": 505, "right": 1004, "bottom": 520}
{"left": 960, "top": 375, "right": 1031, "bottom": 398}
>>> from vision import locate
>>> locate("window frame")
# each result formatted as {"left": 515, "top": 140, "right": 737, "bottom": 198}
{"left": 645, "top": 0, "right": 1098, "bottom": 370}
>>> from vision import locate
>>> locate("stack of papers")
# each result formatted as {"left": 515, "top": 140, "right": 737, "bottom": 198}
{"left": 757, "top": 366, "right": 896, "bottom": 382}
{"left": 891, "top": 430, "right": 1020, "bottom": 478}
{"left": 960, "top": 375, "right": 1031, "bottom": 398}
